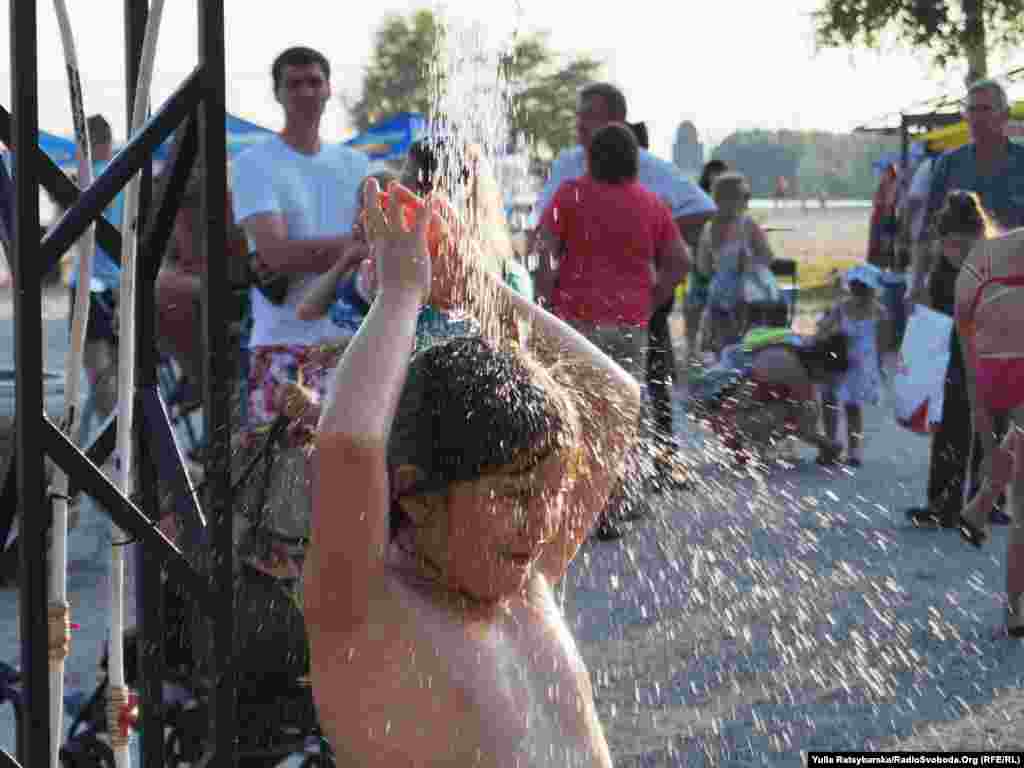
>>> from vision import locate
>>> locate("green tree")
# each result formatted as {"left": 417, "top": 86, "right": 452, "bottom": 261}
{"left": 710, "top": 129, "right": 898, "bottom": 199}
{"left": 350, "top": 10, "right": 603, "bottom": 162}
{"left": 348, "top": 10, "right": 444, "bottom": 132}
{"left": 500, "top": 36, "right": 603, "bottom": 161}
{"left": 813, "top": 0, "right": 1024, "bottom": 86}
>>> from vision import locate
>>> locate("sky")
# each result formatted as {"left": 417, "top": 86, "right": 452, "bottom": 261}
{"left": 0, "top": 0, "right": 1019, "bottom": 162}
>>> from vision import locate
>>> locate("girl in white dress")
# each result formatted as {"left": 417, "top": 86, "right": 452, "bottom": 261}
{"left": 818, "top": 264, "right": 891, "bottom": 466}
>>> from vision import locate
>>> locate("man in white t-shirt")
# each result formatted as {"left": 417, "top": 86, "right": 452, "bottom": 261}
{"left": 529, "top": 82, "right": 715, "bottom": 481}
{"left": 232, "top": 46, "right": 370, "bottom": 427}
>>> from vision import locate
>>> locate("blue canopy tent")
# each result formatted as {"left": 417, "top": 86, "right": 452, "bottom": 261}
{"left": 1, "top": 131, "right": 79, "bottom": 171}
{"left": 345, "top": 112, "right": 426, "bottom": 162}
{"left": 38, "top": 131, "right": 78, "bottom": 169}
{"left": 153, "top": 112, "right": 273, "bottom": 162}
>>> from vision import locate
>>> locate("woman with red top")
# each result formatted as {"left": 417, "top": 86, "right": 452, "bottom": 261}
{"left": 534, "top": 122, "right": 688, "bottom": 540}
{"left": 953, "top": 196, "right": 1024, "bottom": 636}
{"left": 534, "top": 122, "right": 689, "bottom": 377}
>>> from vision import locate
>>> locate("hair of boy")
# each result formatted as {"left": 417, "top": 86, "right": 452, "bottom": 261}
{"left": 387, "top": 337, "right": 580, "bottom": 531}
{"left": 935, "top": 189, "right": 998, "bottom": 240}
{"left": 271, "top": 46, "right": 331, "bottom": 91}
{"left": 578, "top": 82, "right": 628, "bottom": 122}
{"left": 699, "top": 159, "right": 729, "bottom": 194}
{"left": 587, "top": 123, "right": 639, "bottom": 185}
{"left": 86, "top": 114, "right": 113, "bottom": 149}
{"left": 794, "top": 332, "right": 849, "bottom": 379}
{"left": 966, "top": 78, "right": 1009, "bottom": 113}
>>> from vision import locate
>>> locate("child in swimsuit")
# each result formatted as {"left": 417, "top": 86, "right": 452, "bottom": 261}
{"left": 303, "top": 178, "right": 640, "bottom": 765}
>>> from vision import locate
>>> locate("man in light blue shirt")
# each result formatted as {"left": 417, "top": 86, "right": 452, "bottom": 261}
{"left": 529, "top": 82, "right": 715, "bottom": 477}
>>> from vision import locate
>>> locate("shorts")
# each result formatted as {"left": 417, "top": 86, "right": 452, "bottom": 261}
{"left": 247, "top": 343, "right": 344, "bottom": 429}
{"left": 68, "top": 286, "right": 117, "bottom": 344}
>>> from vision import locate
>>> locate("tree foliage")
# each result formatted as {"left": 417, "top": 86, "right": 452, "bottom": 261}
{"left": 711, "top": 129, "right": 899, "bottom": 199}
{"left": 348, "top": 11, "right": 443, "bottom": 133}
{"left": 349, "top": 11, "right": 603, "bottom": 162}
{"left": 813, "top": 0, "right": 1024, "bottom": 82}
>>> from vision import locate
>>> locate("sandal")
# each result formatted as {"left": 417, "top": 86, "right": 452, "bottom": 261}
{"left": 959, "top": 506, "right": 990, "bottom": 548}
{"left": 815, "top": 442, "right": 842, "bottom": 467}
{"left": 1008, "top": 593, "right": 1024, "bottom": 638}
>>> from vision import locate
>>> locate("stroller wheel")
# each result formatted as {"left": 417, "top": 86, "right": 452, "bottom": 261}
{"left": 60, "top": 732, "right": 115, "bottom": 768}
{"left": 300, "top": 755, "right": 337, "bottom": 768}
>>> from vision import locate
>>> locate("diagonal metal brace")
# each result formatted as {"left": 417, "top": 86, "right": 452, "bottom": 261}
{"left": 39, "top": 66, "right": 203, "bottom": 274}
{"left": 0, "top": 105, "right": 122, "bottom": 264}
{"left": 40, "top": 413, "right": 217, "bottom": 613}
{"left": 139, "top": 385, "right": 205, "bottom": 540}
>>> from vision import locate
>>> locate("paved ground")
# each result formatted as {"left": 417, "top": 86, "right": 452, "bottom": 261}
{"left": 3, "top": 301, "right": 1024, "bottom": 765}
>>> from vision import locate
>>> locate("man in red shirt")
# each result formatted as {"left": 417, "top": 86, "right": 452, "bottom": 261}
{"left": 535, "top": 123, "right": 689, "bottom": 538}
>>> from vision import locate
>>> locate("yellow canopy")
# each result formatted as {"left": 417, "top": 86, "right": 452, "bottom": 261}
{"left": 917, "top": 100, "right": 1024, "bottom": 152}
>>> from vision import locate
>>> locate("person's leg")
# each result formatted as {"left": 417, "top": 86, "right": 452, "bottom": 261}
{"left": 646, "top": 297, "right": 676, "bottom": 452}
{"left": 83, "top": 338, "right": 118, "bottom": 422}
{"left": 585, "top": 324, "right": 649, "bottom": 537}
{"left": 684, "top": 303, "right": 704, "bottom": 364}
{"left": 1005, "top": 413, "right": 1024, "bottom": 635}
{"left": 846, "top": 404, "right": 863, "bottom": 464}
{"left": 792, "top": 401, "right": 841, "bottom": 463}
{"left": 913, "top": 361, "right": 972, "bottom": 527}
{"left": 821, "top": 388, "right": 839, "bottom": 446}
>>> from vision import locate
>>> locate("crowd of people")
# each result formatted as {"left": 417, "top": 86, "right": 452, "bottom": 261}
{"left": 23, "top": 42, "right": 1024, "bottom": 763}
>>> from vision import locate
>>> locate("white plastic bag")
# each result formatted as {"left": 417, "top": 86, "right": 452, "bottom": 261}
{"left": 892, "top": 306, "right": 953, "bottom": 434}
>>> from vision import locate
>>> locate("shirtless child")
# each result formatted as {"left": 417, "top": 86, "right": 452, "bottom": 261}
{"left": 302, "top": 180, "right": 641, "bottom": 766}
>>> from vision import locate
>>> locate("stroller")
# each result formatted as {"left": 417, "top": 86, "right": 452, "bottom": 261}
{"left": 688, "top": 329, "right": 803, "bottom": 466}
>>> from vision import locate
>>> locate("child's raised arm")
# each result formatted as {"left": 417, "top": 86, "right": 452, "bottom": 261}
{"left": 305, "top": 182, "right": 432, "bottom": 628}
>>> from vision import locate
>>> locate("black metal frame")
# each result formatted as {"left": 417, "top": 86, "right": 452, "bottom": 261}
{"left": 8, "top": 1, "right": 233, "bottom": 765}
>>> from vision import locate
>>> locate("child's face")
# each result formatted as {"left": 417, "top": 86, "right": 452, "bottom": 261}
{"left": 435, "top": 453, "right": 569, "bottom": 601}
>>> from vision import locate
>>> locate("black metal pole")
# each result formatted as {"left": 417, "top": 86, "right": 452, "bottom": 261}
{"left": 198, "top": 0, "right": 235, "bottom": 762}
{"left": 11, "top": 0, "right": 50, "bottom": 764}
{"left": 126, "top": 2, "right": 166, "bottom": 766}
{"left": 901, "top": 114, "right": 909, "bottom": 175}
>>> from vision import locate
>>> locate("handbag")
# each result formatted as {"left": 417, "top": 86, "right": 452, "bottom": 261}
{"left": 892, "top": 306, "right": 953, "bottom": 434}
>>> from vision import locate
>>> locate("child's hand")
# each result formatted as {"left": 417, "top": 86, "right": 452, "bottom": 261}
{"left": 363, "top": 179, "right": 432, "bottom": 305}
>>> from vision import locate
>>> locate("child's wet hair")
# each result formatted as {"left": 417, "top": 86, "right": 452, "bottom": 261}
{"left": 388, "top": 336, "right": 579, "bottom": 506}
